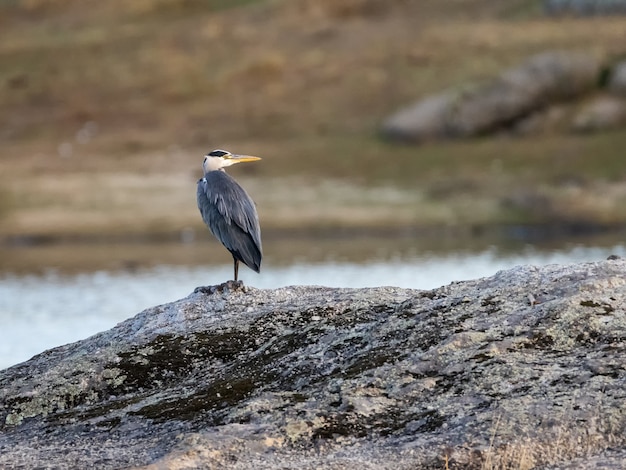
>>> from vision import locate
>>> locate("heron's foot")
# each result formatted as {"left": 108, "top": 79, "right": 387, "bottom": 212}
{"left": 194, "top": 280, "right": 245, "bottom": 295}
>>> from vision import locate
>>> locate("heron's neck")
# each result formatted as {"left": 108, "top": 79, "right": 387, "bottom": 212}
{"left": 204, "top": 168, "right": 227, "bottom": 176}
{"left": 203, "top": 157, "right": 230, "bottom": 173}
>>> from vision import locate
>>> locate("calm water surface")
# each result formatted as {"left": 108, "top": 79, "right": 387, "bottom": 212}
{"left": 1, "top": 234, "right": 625, "bottom": 370}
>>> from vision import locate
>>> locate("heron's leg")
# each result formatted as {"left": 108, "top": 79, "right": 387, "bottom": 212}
{"left": 234, "top": 258, "right": 239, "bottom": 282}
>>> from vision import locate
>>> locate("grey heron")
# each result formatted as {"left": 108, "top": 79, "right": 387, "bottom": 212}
{"left": 197, "top": 149, "right": 262, "bottom": 282}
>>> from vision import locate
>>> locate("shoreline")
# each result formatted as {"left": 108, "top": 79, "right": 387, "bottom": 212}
{"left": 2, "top": 221, "right": 624, "bottom": 248}
{"left": 2, "top": 222, "right": 625, "bottom": 276}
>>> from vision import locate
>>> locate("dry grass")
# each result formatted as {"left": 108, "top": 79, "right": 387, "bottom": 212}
{"left": 477, "top": 424, "right": 620, "bottom": 470}
{"left": 0, "top": 169, "right": 506, "bottom": 237}
{"left": 1, "top": 0, "right": 626, "bottom": 238}
{"left": 437, "top": 407, "right": 624, "bottom": 470}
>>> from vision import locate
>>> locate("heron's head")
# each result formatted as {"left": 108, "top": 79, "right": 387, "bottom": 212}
{"left": 202, "top": 149, "right": 261, "bottom": 173}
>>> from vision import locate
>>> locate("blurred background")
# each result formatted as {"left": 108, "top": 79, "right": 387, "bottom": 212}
{"left": 1, "top": 0, "right": 626, "bottom": 368}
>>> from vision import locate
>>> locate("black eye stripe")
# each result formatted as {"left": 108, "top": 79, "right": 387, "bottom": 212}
{"left": 207, "top": 149, "right": 229, "bottom": 157}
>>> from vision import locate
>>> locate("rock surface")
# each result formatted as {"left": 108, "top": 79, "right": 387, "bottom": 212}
{"left": 1, "top": 260, "right": 626, "bottom": 469}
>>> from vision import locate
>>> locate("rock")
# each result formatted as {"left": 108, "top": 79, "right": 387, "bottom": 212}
{"left": 381, "top": 51, "right": 601, "bottom": 142}
{"left": 608, "top": 60, "right": 626, "bottom": 96}
{"left": 2, "top": 262, "right": 626, "bottom": 469}
{"left": 571, "top": 95, "right": 626, "bottom": 132}
{"left": 544, "top": 0, "right": 626, "bottom": 16}
{"left": 510, "top": 104, "right": 569, "bottom": 135}
{"left": 379, "top": 92, "right": 453, "bottom": 142}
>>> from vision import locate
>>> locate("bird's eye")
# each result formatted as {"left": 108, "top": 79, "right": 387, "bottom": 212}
{"left": 203, "top": 156, "right": 208, "bottom": 163}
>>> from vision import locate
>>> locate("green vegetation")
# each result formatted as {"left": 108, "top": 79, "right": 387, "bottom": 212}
{"left": 0, "top": 0, "right": 625, "bottom": 239}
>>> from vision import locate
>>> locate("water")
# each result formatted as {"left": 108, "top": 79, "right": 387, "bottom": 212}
{"left": 1, "top": 237, "right": 625, "bottom": 370}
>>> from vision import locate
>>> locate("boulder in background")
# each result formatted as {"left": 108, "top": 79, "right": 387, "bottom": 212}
{"left": 382, "top": 51, "right": 601, "bottom": 142}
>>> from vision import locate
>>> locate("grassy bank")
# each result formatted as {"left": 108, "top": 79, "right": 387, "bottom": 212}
{"left": 1, "top": 0, "right": 626, "bottom": 240}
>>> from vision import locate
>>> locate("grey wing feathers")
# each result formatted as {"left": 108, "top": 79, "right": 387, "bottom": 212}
{"left": 197, "top": 172, "right": 262, "bottom": 272}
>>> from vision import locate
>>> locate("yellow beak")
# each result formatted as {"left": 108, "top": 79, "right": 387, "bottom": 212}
{"left": 227, "top": 154, "right": 262, "bottom": 163}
